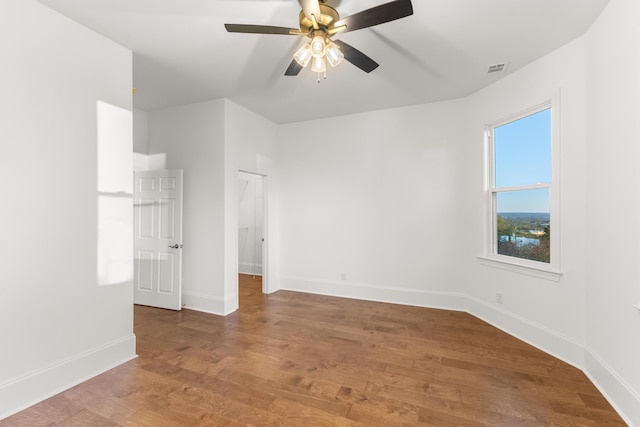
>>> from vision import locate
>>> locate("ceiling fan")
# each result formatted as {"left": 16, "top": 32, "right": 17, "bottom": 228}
{"left": 224, "top": 0, "right": 414, "bottom": 80}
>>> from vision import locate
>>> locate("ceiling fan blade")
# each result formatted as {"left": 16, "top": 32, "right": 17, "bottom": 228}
{"left": 332, "top": 39, "right": 379, "bottom": 73}
{"left": 285, "top": 59, "right": 304, "bottom": 76}
{"left": 224, "top": 24, "right": 299, "bottom": 35}
{"left": 334, "top": 0, "right": 413, "bottom": 33}
{"left": 298, "top": 0, "right": 321, "bottom": 21}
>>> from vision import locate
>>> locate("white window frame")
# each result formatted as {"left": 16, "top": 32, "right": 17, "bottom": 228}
{"left": 479, "top": 98, "right": 562, "bottom": 281}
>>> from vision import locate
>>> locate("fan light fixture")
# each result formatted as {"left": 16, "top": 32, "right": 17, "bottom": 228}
{"left": 293, "top": 43, "right": 312, "bottom": 67}
{"left": 225, "top": 0, "right": 414, "bottom": 79}
{"left": 294, "top": 34, "right": 343, "bottom": 81}
{"left": 311, "top": 35, "right": 325, "bottom": 56}
{"left": 325, "top": 42, "right": 344, "bottom": 67}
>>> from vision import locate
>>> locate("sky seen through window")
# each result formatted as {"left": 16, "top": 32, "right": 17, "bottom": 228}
{"left": 494, "top": 108, "right": 551, "bottom": 213}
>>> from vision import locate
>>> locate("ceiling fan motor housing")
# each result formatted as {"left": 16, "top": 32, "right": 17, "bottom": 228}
{"left": 298, "top": 4, "right": 340, "bottom": 36}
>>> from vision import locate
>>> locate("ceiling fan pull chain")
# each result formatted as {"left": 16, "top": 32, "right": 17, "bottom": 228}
{"left": 316, "top": 71, "right": 327, "bottom": 83}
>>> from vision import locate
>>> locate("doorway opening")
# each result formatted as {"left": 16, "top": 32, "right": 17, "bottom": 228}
{"left": 238, "top": 171, "right": 266, "bottom": 303}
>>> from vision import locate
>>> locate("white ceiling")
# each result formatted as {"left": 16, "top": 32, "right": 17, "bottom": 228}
{"left": 37, "top": 0, "right": 609, "bottom": 124}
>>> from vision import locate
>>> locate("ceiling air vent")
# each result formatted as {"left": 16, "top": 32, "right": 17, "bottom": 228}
{"left": 487, "top": 62, "right": 508, "bottom": 75}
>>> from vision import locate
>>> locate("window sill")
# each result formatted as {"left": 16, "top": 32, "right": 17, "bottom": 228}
{"left": 477, "top": 256, "right": 563, "bottom": 282}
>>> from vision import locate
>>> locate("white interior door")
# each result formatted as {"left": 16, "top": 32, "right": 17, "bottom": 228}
{"left": 133, "top": 169, "right": 183, "bottom": 310}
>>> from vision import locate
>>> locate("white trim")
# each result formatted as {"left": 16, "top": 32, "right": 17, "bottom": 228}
{"left": 584, "top": 347, "right": 640, "bottom": 427}
{"left": 550, "top": 89, "right": 562, "bottom": 273}
{"left": 239, "top": 263, "right": 263, "bottom": 276}
{"left": 477, "top": 255, "right": 563, "bottom": 281}
{"left": 464, "top": 294, "right": 584, "bottom": 367}
{"left": 483, "top": 94, "right": 561, "bottom": 272}
{"left": 489, "top": 100, "right": 556, "bottom": 127}
{"left": 280, "top": 276, "right": 465, "bottom": 311}
{"left": 492, "top": 183, "right": 551, "bottom": 193}
{"left": 281, "top": 275, "right": 579, "bottom": 363}
{"left": 261, "top": 174, "right": 269, "bottom": 295}
{"left": 182, "top": 291, "right": 225, "bottom": 316}
{"left": 281, "top": 275, "right": 580, "bottom": 365}
{"left": 0, "top": 334, "right": 136, "bottom": 420}
{"left": 632, "top": 303, "right": 640, "bottom": 311}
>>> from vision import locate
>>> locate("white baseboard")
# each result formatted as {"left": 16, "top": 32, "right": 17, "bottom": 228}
{"left": 584, "top": 348, "right": 640, "bottom": 427}
{"left": 280, "top": 276, "right": 465, "bottom": 311}
{"left": 466, "top": 299, "right": 638, "bottom": 425}
{"left": 279, "top": 275, "right": 639, "bottom": 426}
{"left": 281, "top": 275, "right": 584, "bottom": 364}
{"left": 464, "top": 295, "right": 586, "bottom": 368}
{"left": 0, "top": 334, "right": 136, "bottom": 420}
{"left": 182, "top": 291, "right": 226, "bottom": 316}
{"left": 239, "top": 263, "right": 262, "bottom": 276}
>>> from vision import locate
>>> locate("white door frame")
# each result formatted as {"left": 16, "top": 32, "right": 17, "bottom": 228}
{"left": 133, "top": 169, "right": 184, "bottom": 310}
{"left": 238, "top": 170, "right": 268, "bottom": 294}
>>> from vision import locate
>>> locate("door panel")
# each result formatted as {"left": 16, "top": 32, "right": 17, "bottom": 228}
{"left": 160, "top": 198, "right": 176, "bottom": 238}
{"left": 137, "top": 251, "right": 154, "bottom": 291}
{"left": 134, "top": 169, "right": 183, "bottom": 310}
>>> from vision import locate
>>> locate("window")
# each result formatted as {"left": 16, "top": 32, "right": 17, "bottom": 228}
{"left": 484, "top": 102, "right": 560, "bottom": 276}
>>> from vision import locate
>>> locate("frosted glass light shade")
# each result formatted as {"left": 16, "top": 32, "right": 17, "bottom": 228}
{"left": 311, "top": 55, "right": 326, "bottom": 73}
{"left": 325, "top": 42, "right": 344, "bottom": 67}
{"left": 311, "top": 35, "right": 325, "bottom": 57}
{"left": 294, "top": 43, "right": 313, "bottom": 67}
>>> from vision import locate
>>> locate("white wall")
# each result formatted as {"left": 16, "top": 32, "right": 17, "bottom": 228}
{"left": 147, "top": 100, "right": 227, "bottom": 314}
{"left": 133, "top": 108, "right": 149, "bottom": 154}
{"left": 0, "top": 0, "right": 135, "bottom": 419}
{"left": 146, "top": 99, "right": 278, "bottom": 315}
{"left": 584, "top": 0, "right": 640, "bottom": 423}
{"left": 277, "top": 100, "right": 467, "bottom": 308}
{"left": 223, "top": 100, "right": 279, "bottom": 310}
{"left": 463, "top": 38, "right": 589, "bottom": 364}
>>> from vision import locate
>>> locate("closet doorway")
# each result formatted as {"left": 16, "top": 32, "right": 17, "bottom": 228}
{"left": 238, "top": 171, "right": 266, "bottom": 294}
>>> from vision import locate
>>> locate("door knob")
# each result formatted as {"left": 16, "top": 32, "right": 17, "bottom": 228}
{"left": 168, "top": 244, "right": 182, "bottom": 249}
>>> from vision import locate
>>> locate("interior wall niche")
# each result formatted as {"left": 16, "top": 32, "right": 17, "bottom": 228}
{"left": 238, "top": 171, "right": 263, "bottom": 276}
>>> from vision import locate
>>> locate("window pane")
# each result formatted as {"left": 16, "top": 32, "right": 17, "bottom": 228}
{"left": 495, "top": 108, "right": 551, "bottom": 188}
{"left": 496, "top": 189, "right": 550, "bottom": 263}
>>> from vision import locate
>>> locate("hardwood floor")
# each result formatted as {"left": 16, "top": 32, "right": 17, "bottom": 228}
{"left": 2, "top": 274, "right": 626, "bottom": 426}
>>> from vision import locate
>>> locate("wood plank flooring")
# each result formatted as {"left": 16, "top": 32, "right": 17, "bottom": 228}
{"left": 2, "top": 274, "right": 626, "bottom": 426}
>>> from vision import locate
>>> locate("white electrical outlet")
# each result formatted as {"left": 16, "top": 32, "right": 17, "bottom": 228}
{"left": 341, "top": 273, "right": 346, "bottom": 281}
{"left": 496, "top": 293, "right": 503, "bottom": 304}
